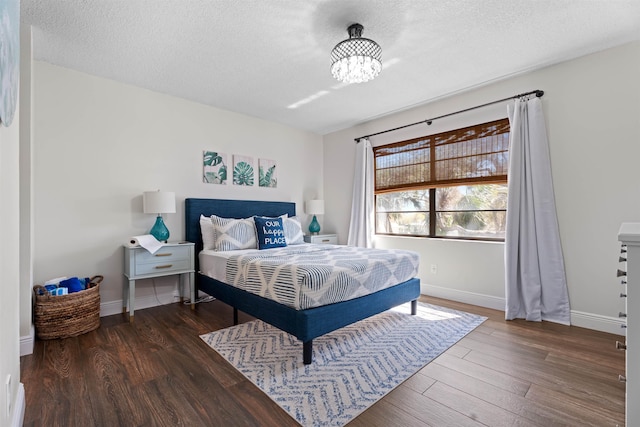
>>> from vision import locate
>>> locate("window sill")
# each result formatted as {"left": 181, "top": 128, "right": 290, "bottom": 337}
{"left": 374, "top": 234, "right": 505, "bottom": 245}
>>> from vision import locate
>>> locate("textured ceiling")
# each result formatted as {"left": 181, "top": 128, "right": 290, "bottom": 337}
{"left": 21, "top": 0, "right": 640, "bottom": 135}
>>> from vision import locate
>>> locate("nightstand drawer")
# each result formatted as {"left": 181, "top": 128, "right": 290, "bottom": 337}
{"left": 133, "top": 245, "right": 191, "bottom": 264}
{"left": 124, "top": 243, "right": 195, "bottom": 280}
{"left": 132, "top": 258, "right": 193, "bottom": 276}
{"left": 304, "top": 234, "right": 338, "bottom": 244}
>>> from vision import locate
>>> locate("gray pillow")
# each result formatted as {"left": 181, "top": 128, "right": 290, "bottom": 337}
{"left": 211, "top": 215, "right": 257, "bottom": 251}
{"left": 284, "top": 216, "right": 304, "bottom": 245}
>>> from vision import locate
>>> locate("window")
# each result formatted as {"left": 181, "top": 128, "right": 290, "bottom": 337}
{"left": 374, "top": 118, "right": 510, "bottom": 240}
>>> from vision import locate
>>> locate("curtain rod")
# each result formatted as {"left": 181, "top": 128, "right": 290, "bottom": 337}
{"left": 354, "top": 89, "right": 544, "bottom": 142}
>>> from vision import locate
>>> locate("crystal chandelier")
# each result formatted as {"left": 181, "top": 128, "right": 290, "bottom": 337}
{"left": 330, "top": 23, "right": 382, "bottom": 84}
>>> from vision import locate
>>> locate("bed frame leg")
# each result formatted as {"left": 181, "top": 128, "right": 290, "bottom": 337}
{"left": 303, "top": 341, "right": 312, "bottom": 365}
{"left": 411, "top": 299, "right": 417, "bottom": 315}
{"left": 233, "top": 308, "right": 238, "bottom": 325}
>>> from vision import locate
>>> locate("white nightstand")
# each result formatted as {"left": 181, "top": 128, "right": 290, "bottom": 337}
{"left": 123, "top": 242, "right": 195, "bottom": 322}
{"left": 304, "top": 234, "right": 338, "bottom": 244}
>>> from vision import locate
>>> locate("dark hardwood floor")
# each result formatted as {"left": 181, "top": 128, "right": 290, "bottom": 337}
{"left": 21, "top": 296, "right": 626, "bottom": 426}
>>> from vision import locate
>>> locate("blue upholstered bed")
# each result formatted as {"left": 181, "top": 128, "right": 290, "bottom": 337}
{"left": 185, "top": 198, "right": 420, "bottom": 364}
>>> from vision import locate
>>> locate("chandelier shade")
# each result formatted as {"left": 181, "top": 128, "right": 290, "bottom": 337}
{"left": 330, "top": 23, "right": 382, "bottom": 84}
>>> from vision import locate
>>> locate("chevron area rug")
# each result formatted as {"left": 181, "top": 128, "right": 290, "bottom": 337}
{"left": 200, "top": 302, "right": 486, "bottom": 427}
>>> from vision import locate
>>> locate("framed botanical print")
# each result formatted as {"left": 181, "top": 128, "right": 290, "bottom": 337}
{"left": 259, "top": 158, "right": 277, "bottom": 188}
{"left": 203, "top": 151, "right": 228, "bottom": 184}
{"left": 233, "top": 154, "right": 254, "bottom": 186}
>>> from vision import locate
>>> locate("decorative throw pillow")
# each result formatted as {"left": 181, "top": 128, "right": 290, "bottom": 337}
{"left": 200, "top": 215, "right": 216, "bottom": 250}
{"left": 211, "top": 215, "right": 257, "bottom": 251}
{"left": 254, "top": 216, "right": 287, "bottom": 250}
{"left": 284, "top": 216, "right": 304, "bottom": 245}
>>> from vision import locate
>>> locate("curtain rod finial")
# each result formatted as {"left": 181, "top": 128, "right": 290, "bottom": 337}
{"left": 536, "top": 90, "right": 544, "bottom": 97}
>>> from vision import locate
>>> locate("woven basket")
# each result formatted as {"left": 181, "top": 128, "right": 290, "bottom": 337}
{"left": 33, "top": 275, "right": 102, "bottom": 340}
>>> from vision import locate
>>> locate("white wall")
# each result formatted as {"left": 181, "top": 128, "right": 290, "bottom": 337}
{"left": 0, "top": 81, "right": 22, "bottom": 427}
{"left": 19, "top": 23, "right": 33, "bottom": 355}
{"left": 324, "top": 41, "right": 640, "bottom": 333}
{"left": 30, "top": 61, "right": 323, "bottom": 319}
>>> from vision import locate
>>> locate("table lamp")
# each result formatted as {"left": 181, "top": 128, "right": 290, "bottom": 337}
{"left": 143, "top": 190, "right": 176, "bottom": 242}
{"left": 306, "top": 199, "right": 325, "bottom": 235}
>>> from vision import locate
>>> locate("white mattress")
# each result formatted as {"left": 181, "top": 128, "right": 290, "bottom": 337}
{"left": 199, "top": 248, "right": 257, "bottom": 281}
{"left": 199, "top": 244, "right": 420, "bottom": 310}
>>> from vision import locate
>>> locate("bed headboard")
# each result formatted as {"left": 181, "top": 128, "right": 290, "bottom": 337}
{"left": 185, "top": 198, "right": 297, "bottom": 270}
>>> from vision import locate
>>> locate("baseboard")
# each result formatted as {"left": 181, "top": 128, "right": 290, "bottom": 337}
{"left": 422, "top": 283, "right": 625, "bottom": 335}
{"left": 100, "top": 290, "right": 181, "bottom": 317}
{"left": 19, "top": 325, "right": 34, "bottom": 356}
{"left": 422, "top": 283, "right": 505, "bottom": 311}
{"left": 94, "top": 282, "right": 625, "bottom": 336}
{"left": 571, "top": 310, "right": 626, "bottom": 336}
{"left": 12, "top": 383, "right": 24, "bottom": 427}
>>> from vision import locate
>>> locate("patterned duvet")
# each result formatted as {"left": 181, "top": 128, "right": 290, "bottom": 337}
{"left": 225, "top": 244, "right": 420, "bottom": 310}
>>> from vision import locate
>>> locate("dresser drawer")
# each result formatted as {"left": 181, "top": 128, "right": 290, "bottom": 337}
{"left": 304, "top": 234, "right": 338, "bottom": 244}
{"left": 133, "top": 245, "right": 191, "bottom": 264}
{"left": 132, "top": 258, "right": 193, "bottom": 276}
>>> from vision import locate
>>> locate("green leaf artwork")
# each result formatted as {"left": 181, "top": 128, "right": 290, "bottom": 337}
{"left": 259, "top": 158, "right": 277, "bottom": 188}
{"left": 203, "top": 151, "right": 227, "bottom": 184}
{"left": 233, "top": 155, "right": 254, "bottom": 186}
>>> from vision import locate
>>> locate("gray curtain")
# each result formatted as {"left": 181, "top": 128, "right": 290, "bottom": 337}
{"left": 347, "top": 138, "right": 374, "bottom": 248}
{"left": 505, "top": 97, "right": 571, "bottom": 324}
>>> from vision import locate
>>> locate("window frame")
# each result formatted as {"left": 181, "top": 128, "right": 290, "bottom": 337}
{"left": 373, "top": 118, "right": 510, "bottom": 242}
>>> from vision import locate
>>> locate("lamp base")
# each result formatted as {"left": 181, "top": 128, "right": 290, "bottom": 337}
{"left": 308, "top": 215, "right": 321, "bottom": 235}
{"left": 150, "top": 215, "right": 170, "bottom": 242}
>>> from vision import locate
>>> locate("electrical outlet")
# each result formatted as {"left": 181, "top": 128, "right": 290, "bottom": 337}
{"left": 5, "top": 374, "right": 10, "bottom": 417}
{"left": 430, "top": 264, "right": 437, "bottom": 274}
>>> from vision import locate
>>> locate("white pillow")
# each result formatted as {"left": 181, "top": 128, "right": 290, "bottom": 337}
{"left": 200, "top": 215, "right": 216, "bottom": 250}
{"left": 211, "top": 215, "right": 257, "bottom": 251}
{"left": 284, "top": 216, "right": 304, "bottom": 245}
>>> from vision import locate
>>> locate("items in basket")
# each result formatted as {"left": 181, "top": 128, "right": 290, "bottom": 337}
{"left": 60, "top": 277, "right": 90, "bottom": 293}
{"left": 40, "top": 276, "right": 91, "bottom": 296}
{"left": 44, "top": 286, "right": 67, "bottom": 296}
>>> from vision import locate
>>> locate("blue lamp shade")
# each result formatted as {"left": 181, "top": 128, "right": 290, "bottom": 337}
{"left": 305, "top": 199, "right": 325, "bottom": 235}
{"left": 143, "top": 190, "right": 176, "bottom": 242}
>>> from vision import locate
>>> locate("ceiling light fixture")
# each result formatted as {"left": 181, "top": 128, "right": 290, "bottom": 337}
{"left": 330, "top": 23, "right": 382, "bottom": 84}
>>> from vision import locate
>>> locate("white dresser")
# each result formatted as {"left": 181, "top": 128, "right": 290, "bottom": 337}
{"left": 618, "top": 223, "right": 639, "bottom": 425}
